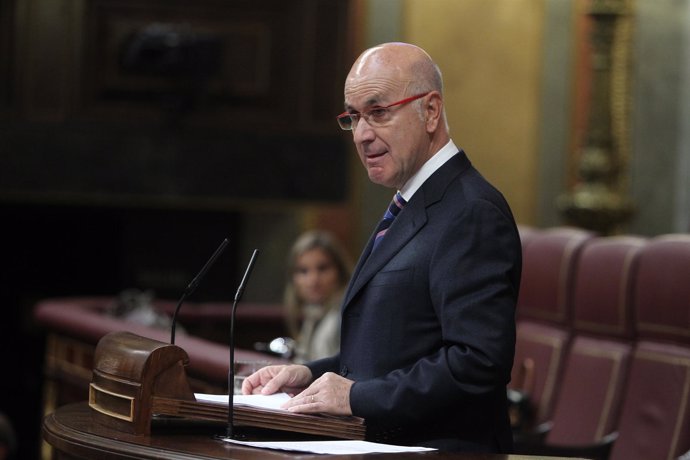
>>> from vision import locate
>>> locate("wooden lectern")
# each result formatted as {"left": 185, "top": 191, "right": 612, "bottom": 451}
{"left": 88, "top": 331, "right": 365, "bottom": 439}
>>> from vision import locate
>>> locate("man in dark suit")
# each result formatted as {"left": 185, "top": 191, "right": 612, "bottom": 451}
{"left": 243, "top": 42, "right": 521, "bottom": 453}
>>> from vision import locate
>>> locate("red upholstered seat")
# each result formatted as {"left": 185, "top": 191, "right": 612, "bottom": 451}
{"left": 610, "top": 235, "right": 690, "bottom": 460}
{"left": 546, "top": 237, "right": 645, "bottom": 446}
{"left": 512, "top": 321, "right": 570, "bottom": 424}
{"left": 516, "top": 227, "right": 594, "bottom": 323}
{"left": 518, "top": 225, "right": 539, "bottom": 252}
{"left": 511, "top": 227, "right": 594, "bottom": 425}
{"left": 33, "top": 296, "right": 287, "bottom": 385}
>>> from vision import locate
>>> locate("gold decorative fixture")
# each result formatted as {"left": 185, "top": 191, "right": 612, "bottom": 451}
{"left": 558, "top": 0, "right": 635, "bottom": 235}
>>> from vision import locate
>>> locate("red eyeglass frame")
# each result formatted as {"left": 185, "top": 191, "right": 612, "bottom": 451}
{"left": 336, "top": 92, "right": 431, "bottom": 129}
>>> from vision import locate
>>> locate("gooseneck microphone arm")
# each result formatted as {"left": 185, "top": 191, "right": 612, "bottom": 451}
{"left": 226, "top": 248, "right": 259, "bottom": 439}
{"left": 170, "top": 238, "right": 229, "bottom": 345}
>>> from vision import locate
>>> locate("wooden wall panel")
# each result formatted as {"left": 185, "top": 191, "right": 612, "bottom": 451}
{"left": 0, "top": 0, "right": 14, "bottom": 112}
{"left": 1, "top": 0, "right": 353, "bottom": 205}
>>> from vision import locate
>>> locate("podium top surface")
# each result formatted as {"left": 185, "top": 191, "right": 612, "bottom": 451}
{"left": 43, "top": 402, "right": 582, "bottom": 460}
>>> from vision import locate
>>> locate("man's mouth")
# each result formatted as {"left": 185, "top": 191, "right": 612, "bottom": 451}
{"left": 365, "top": 150, "right": 386, "bottom": 160}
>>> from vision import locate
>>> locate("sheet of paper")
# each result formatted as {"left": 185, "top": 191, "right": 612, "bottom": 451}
{"left": 222, "top": 439, "right": 437, "bottom": 455}
{"left": 194, "top": 392, "right": 291, "bottom": 411}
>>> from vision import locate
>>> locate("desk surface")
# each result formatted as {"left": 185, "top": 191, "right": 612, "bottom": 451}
{"left": 43, "top": 403, "right": 575, "bottom": 460}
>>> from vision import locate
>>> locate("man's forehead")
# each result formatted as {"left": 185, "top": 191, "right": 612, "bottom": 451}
{"left": 343, "top": 90, "right": 387, "bottom": 110}
{"left": 344, "top": 79, "right": 412, "bottom": 108}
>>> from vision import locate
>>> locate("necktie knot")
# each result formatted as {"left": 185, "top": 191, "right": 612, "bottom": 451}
{"left": 373, "top": 192, "right": 406, "bottom": 250}
{"left": 383, "top": 192, "right": 406, "bottom": 220}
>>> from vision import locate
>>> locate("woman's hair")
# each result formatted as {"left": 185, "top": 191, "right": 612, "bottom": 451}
{"left": 283, "top": 230, "right": 352, "bottom": 338}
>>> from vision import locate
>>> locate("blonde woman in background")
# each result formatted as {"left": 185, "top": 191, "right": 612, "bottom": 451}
{"left": 283, "top": 230, "right": 352, "bottom": 363}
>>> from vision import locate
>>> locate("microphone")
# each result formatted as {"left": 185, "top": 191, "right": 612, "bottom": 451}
{"left": 170, "top": 238, "right": 229, "bottom": 344}
{"left": 225, "top": 248, "right": 259, "bottom": 439}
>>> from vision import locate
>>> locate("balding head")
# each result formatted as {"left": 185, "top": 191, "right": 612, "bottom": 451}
{"left": 347, "top": 42, "right": 443, "bottom": 99}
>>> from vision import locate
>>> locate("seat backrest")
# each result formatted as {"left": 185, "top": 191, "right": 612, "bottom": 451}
{"left": 511, "top": 227, "right": 594, "bottom": 425}
{"left": 517, "top": 227, "right": 594, "bottom": 323}
{"left": 610, "top": 235, "right": 690, "bottom": 460}
{"left": 518, "top": 225, "right": 539, "bottom": 253}
{"left": 512, "top": 321, "right": 570, "bottom": 425}
{"left": 546, "top": 236, "right": 645, "bottom": 445}
{"left": 571, "top": 236, "right": 643, "bottom": 340}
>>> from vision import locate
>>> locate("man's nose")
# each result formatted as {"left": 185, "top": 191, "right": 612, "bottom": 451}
{"left": 352, "top": 117, "right": 375, "bottom": 142}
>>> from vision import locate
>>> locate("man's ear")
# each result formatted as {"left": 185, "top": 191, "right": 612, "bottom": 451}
{"left": 425, "top": 92, "right": 443, "bottom": 132}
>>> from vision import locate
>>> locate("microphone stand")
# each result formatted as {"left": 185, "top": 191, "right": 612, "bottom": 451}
{"left": 170, "top": 238, "right": 229, "bottom": 344}
{"left": 224, "top": 249, "right": 259, "bottom": 440}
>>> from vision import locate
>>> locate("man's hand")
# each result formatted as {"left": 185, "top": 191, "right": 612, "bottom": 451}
{"left": 241, "top": 364, "right": 312, "bottom": 396}
{"left": 281, "top": 372, "right": 354, "bottom": 416}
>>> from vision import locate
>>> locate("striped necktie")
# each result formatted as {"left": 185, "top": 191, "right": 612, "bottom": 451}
{"left": 372, "top": 192, "right": 407, "bottom": 251}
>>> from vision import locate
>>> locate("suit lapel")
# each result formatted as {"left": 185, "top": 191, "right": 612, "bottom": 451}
{"left": 341, "top": 151, "right": 472, "bottom": 311}
{"left": 342, "top": 195, "right": 427, "bottom": 307}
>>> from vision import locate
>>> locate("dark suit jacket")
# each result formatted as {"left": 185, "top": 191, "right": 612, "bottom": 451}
{"left": 307, "top": 150, "right": 521, "bottom": 453}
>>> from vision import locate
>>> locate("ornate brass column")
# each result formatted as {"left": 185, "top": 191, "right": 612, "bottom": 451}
{"left": 558, "top": 0, "right": 634, "bottom": 235}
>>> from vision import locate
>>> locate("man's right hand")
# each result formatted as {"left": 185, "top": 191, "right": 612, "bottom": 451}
{"left": 241, "top": 364, "right": 313, "bottom": 396}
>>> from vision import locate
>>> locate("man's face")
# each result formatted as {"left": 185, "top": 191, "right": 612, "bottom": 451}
{"left": 344, "top": 72, "right": 430, "bottom": 190}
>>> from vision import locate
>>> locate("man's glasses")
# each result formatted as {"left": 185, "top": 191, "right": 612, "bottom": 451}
{"left": 336, "top": 92, "right": 430, "bottom": 131}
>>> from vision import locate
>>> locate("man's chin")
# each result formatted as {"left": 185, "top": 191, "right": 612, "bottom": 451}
{"left": 367, "top": 170, "right": 393, "bottom": 188}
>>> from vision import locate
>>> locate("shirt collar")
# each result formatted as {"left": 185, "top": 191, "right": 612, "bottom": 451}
{"left": 399, "top": 139, "right": 458, "bottom": 201}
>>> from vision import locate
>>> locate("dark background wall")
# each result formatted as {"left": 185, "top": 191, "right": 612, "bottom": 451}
{"left": 0, "top": 1, "right": 355, "bottom": 458}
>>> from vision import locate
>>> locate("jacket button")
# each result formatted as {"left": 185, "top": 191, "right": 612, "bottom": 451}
{"left": 340, "top": 366, "right": 348, "bottom": 376}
